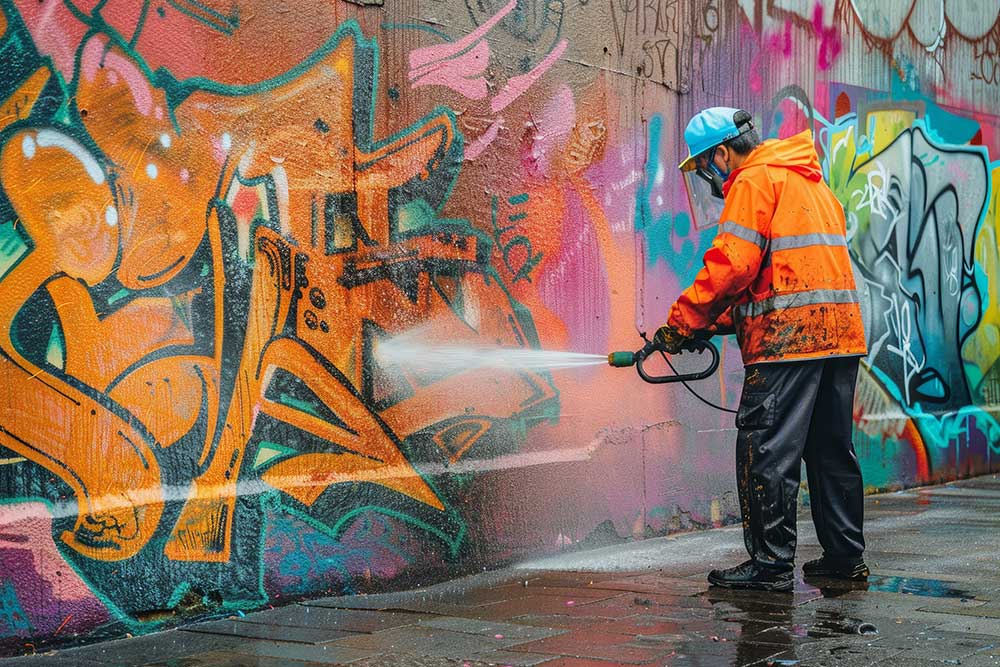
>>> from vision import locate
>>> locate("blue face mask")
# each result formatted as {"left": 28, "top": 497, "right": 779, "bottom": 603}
{"left": 695, "top": 147, "right": 728, "bottom": 199}
{"left": 708, "top": 159, "right": 730, "bottom": 182}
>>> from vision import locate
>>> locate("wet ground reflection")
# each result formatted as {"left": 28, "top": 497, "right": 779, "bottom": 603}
{"left": 666, "top": 582, "right": 884, "bottom": 666}
{"left": 865, "top": 575, "right": 979, "bottom": 599}
{"left": 676, "top": 574, "right": 988, "bottom": 666}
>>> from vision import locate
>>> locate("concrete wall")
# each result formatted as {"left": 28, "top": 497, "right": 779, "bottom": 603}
{"left": 0, "top": 0, "right": 997, "bottom": 651}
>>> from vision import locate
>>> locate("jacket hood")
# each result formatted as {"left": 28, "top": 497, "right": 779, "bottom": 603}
{"left": 724, "top": 130, "right": 823, "bottom": 194}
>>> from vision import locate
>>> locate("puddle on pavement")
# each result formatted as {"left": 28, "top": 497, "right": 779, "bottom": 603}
{"left": 702, "top": 593, "right": 879, "bottom": 646}
{"left": 673, "top": 573, "right": 987, "bottom": 667}
{"left": 866, "top": 575, "right": 978, "bottom": 599}
{"left": 803, "top": 574, "right": 980, "bottom": 601}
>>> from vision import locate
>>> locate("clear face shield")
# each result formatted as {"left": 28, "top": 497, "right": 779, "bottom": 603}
{"left": 681, "top": 149, "right": 725, "bottom": 230}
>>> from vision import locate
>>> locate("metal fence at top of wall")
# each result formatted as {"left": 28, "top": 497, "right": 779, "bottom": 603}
{"left": 0, "top": 0, "right": 997, "bottom": 653}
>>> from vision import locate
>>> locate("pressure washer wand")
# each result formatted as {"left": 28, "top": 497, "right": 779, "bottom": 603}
{"left": 608, "top": 333, "right": 720, "bottom": 384}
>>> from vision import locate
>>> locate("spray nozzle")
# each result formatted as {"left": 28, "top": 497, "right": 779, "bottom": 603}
{"left": 607, "top": 351, "right": 636, "bottom": 367}
{"left": 608, "top": 333, "right": 659, "bottom": 367}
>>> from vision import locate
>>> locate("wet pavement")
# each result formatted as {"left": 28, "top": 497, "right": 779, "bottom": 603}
{"left": 8, "top": 474, "right": 1000, "bottom": 666}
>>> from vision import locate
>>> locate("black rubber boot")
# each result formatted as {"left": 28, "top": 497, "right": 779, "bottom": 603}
{"left": 802, "top": 555, "right": 870, "bottom": 580}
{"left": 708, "top": 560, "right": 794, "bottom": 591}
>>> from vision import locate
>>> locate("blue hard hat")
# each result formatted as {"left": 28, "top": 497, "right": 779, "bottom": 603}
{"left": 679, "top": 107, "right": 753, "bottom": 171}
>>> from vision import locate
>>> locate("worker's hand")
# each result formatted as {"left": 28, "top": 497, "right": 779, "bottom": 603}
{"left": 653, "top": 325, "right": 689, "bottom": 354}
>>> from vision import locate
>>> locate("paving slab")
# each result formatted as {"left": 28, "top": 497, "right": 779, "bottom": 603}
{"left": 766, "top": 644, "right": 904, "bottom": 666}
{"left": 510, "top": 585, "right": 636, "bottom": 600}
{"left": 673, "top": 616, "right": 778, "bottom": 642}
{"left": 430, "top": 586, "right": 538, "bottom": 607}
{"left": 141, "top": 650, "right": 329, "bottom": 666}
{"left": 507, "top": 629, "right": 674, "bottom": 664}
{"left": 872, "top": 659, "right": 993, "bottom": 667}
{"left": 584, "top": 573, "right": 712, "bottom": 596}
{"left": 180, "top": 620, "right": 357, "bottom": 644}
{"left": 0, "top": 654, "right": 109, "bottom": 667}
{"left": 875, "top": 628, "right": 998, "bottom": 661}
{"left": 466, "top": 593, "right": 629, "bottom": 620}
{"left": 329, "top": 625, "right": 525, "bottom": 658}
{"left": 918, "top": 486, "right": 1000, "bottom": 499}
{"left": 822, "top": 588, "right": 984, "bottom": 616}
{"left": 31, "top": 631, "right": 243, "bottom": 666}
{"left": 304, "top": 597, "right": 475, "bottom": 617}
{"left": 349, "top": 656, "right": 503, "bottom": 667}
{"left": 510, "top": 612, "right": 645, "bottom": 629}
{"left": 465, "top": 649, "right": 558, "bottom": 666}
{"left": 916, "top": 601, "right": 1000, "bottom": 618}
{"left": 514, "top": 659, "right": 644, "bottom": 667}
{"left": 956, "top": 651, "right": 1000, "bottom": 667}
{"left": 700, "top": 585, "right": 826, "bottom": 608}
{"left": 219, "top": 640, "right": 379, "bottom": 665}
{"left": 585, "top": 614, "right": 689, "bottom": 637}
{"left": 930, "top": 616, "right": 1000, "bottom": 635}
{"left": 665, "top": 638, "right": 790, "bottom": 665}
{"left": 240, "top": 606, "right": 431, "bottom": 632}
{"left": 415, "top": 616, "right": 565, "bottom": 642}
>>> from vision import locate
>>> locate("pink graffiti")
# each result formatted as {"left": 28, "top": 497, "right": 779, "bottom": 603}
{"left": 410, "top": 40, "right": 491, "bottom": 99}
{"left": 520, "top": 85, "right": 575, "bottom": 178}
{"left": 748, "top": 3, "right": 841, "bottom": 92}
{"left": 746, "top": 23, "right": 768, "bottom": 95}
{"left": 813, "top": 3, "right": 842, "bottom": 70}
{"left": 773, "top": 20, "right": 794, "bottom": 58}
{"left": 491, "top": 39, "right": 568, "bottom": 113}
{"left": 81, "top": 39, "right": 153, "bottom": 115}
{"left": 408, "top": 0, "right": 517, "bottom": 97}
{"left": 405, "top": 0, "right": 568, "bottom": 160}
{"left": 465, "top": 119, "right": 503, "bottom": 160}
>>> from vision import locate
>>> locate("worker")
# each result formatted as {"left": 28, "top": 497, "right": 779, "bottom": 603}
{"left": 655, "top": 107, "right": 869, "bottom": 591}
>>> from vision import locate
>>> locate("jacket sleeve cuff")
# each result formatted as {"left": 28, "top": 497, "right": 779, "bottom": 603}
{"left": 665, "top": 307, "right": 694, "bottom": 338}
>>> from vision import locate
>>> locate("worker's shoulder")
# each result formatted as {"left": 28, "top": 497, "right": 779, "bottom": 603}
{"left": 731, "top": 165, "right": 775, "bottom": 195}
{"left": 735, "top": 162, "right": 770, "bottom": 177}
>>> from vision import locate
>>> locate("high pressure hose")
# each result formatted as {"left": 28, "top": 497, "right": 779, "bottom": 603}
{"left": 657, "top": 348, "right": 738, "bottom": 414}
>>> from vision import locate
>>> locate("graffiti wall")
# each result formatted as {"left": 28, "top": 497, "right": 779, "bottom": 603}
{"left": 0, "top": 0, "right": 997, "bottom": 651}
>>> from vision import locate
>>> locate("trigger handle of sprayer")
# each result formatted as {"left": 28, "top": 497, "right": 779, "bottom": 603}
{"left": 634, "top": 334, "right": 720, "bottom": 384}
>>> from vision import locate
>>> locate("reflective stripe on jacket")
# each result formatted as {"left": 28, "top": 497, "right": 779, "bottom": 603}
{"left": 667, "top": 130, "right": 867, "bottom": 365}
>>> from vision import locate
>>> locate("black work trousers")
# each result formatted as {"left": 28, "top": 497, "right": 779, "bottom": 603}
{"left": 735, "top": 356, "right": 865, "bottom": 571}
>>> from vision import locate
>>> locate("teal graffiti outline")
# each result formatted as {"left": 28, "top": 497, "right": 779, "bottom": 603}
{"left": 866, "top": 363, "right": 1000, "bottom": 461}
{"left": 490, "top": 194, "right": 543, "bottom": 284}
{"left": 278, "top": 499, "right": 467, "bottom": 561}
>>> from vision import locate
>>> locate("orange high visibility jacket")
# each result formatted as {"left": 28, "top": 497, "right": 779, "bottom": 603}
{"left": 667, "top": 130, "right": 867, "bottom": 365}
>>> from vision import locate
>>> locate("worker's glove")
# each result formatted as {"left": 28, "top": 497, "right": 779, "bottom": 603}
{"left": 653, "top": 324, "right": 689, "bottom": 354}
